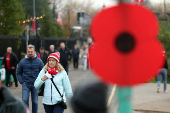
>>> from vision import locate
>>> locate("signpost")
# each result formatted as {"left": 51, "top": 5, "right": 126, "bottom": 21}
{"left": 77, "top": 12, "right": 92, "bottom": 36}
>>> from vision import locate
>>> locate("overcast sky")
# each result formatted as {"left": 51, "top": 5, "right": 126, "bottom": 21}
{"left": 73, "top": 0, "right": 166, "bottom": 8}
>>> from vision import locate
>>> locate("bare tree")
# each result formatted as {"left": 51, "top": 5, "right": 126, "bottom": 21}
{"left": 150, "top": 3, "right": 163, "bottom": 12}
{"left": 61, "top": 0, "right": 98, "bottom": 26}
{"left": 49, "top": 0, "right": 67, "bottom": 13}
{"left": 142, "top": 0, "right": 152, "bottom": 8}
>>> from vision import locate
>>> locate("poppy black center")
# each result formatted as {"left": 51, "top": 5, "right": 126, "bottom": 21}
{"left": 115, "top": 33, "right": 135, "bottom": 53}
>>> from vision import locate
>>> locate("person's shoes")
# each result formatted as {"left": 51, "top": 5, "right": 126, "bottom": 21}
{"left": 164, "top": 90, "right": 168, "bottom": 93}
{"left": 74, "top": 68, "right": 76, "bottom": 70}
{"left": 15, "top": 83, "right": 18, "bottom": 87}
{"left": 157, "top": 87, "right": 160, "bottom": 93}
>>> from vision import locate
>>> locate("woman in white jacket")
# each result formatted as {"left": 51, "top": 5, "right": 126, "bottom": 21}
{"left": 34, "top": 52, "right": 73, "bottom": 113}
{"left": 79, "top": 45, "right": 88, "bottom": 71}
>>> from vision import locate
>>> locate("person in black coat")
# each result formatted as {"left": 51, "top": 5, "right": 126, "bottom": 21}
{"left": 72, "top": 45, "right": 79, "bottom": 70}
{"left": 1, "top": 47, "right": 18, "bottom": 87}
{"left": 58, "top": 42, "right": 72, "bottom": 74}
{"left": 48, "top": 45, "right": 57, "bottom": 56}
{"left": 37, "top": 47, "right": 48, "bottom": 65}
{"left": 0, "top": 82, "right": 29, "bottom": 113}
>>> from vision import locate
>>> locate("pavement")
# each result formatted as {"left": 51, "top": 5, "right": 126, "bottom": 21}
{"left": 4, "top": 63, "right": 170, "bottom": 113}
{"left": 133, "top": 83, "right": 170, "bottom": 113}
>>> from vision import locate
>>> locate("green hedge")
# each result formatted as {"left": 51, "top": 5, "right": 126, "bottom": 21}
{"left": 150, "top": 21, "right": 170, "bottom": 83}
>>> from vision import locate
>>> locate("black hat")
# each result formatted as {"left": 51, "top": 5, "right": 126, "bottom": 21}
{"left": 71, "top": 81, "right": 108, "bottom": 113}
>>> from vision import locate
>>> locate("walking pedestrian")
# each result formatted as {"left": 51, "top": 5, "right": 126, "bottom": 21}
{"left": 48, "top": 45, "right": 57, "bottom": 55}
{"left": 71, "top": 81, "right": 108, "bottom": 113}
{"left": 157, "top": 51, "right": 168, "bottom": 93}
{"left": 1, "top": 47, "right": 18, "bottom": 87}
{"left": 17, "top": 44, "right": 44, "bottom": 113}
{"left": 87, "top": 36, "right": 93, "bottom": 46}
{"left": 79, "top": 35, "right": 84, "bottom": 46}
{"left": 58, "top": 42, "right": 72, "bottom": 74}
{"left": 37, "top": 47, "right": 48, "bottom": 65}
{"left": 79, "top": 45, "right": 88, "bottom": 71}
{"left": 72, "top": 45, "right": 80, "bottom": 70}
{"left": 34, "top": 52, "right": 73, "bottom": 113}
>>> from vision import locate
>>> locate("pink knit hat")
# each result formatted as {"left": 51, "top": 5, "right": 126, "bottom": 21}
{"left": 47, "top": 52, "right": 60, "bottom": 62}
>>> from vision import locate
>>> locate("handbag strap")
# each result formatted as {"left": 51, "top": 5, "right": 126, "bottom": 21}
{"left": 50, "top": 76, "right": 63, "bottom": 98}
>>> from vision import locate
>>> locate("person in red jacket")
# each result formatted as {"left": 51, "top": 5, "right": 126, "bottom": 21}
{"left": 1, "top": 47, "right": 18, "bottom": 87}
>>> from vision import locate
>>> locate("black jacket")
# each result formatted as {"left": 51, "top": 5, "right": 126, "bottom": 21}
{"left": 1, "top": 52, "right": 18, "bottom": 69}
{"left": 0, "top": 85, "right": 28, "bottom": 113}
{"left": 48, "top": 50, "right": 57, "bottom": 56}
{"left": 164, "top": 59, "right": 168, "bottom": 69}
{"left": 38, "top": 52, "right": 48, "bottom": 65}
{"left": 59, "top": 48, "right": 72, "bottom": 64}
{"left": 72, "top": 49, "right": 80, "bottom": 60}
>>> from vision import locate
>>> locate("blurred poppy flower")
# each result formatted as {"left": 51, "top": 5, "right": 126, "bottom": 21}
{"left": 89, "top": 3, "right": 165, "bottom": 86}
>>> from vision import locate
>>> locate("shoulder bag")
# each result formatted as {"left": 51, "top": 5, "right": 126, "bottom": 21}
{"left": 50, "top": 76, "right": 67, "bottom": 109}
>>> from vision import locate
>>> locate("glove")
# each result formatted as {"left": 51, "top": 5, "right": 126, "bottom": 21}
{"left": 45, "top": 72, "right": 52, "bottom": 79}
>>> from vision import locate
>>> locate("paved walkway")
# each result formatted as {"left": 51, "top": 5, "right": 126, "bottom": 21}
{"left": 5, "top": 64, "right": 170, "bottom": 113}
{"left": 6, "top": 63, "right": 117, "bottom": 113}
{"left": 133, "top": 83, "right": 170, "bottom": 113}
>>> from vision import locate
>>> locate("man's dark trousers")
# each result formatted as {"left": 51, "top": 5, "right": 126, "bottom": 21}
{"left": 6, "top": 68, "right": 18, "bottom": 87}
{"left": 73, "top": 59, "right": 79, "bottom": 69}
{"left": 61, "top": 62, "right": 68, "bottom": 75}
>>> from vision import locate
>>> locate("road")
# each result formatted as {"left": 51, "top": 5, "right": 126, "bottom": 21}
{"left": 8, "top": 64, "right": 118, "bottom": 113}
{"left": 7, "top": 63, "right": 170, "bottom": 113}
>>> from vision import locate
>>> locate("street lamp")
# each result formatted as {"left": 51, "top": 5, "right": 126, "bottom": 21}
{"left": 164, "top": 0, "right": 166, "bottom": 17}
{"left": 33, "top": 0, "right": 36, "bottom": 35}
{"left": 53, "top": 2, "right": 56, "bottom": 21}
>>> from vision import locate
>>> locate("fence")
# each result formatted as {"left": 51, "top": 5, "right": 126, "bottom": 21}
{"left": 0, "top": 35, "right": 22, "bottom": 61}
{"left": 0, "top": 35, "right": 76, "bottom": 61}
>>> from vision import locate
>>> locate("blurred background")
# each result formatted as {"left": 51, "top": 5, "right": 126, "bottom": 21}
{"left": 0, "top": 0, "right": 170, "bottom": 82}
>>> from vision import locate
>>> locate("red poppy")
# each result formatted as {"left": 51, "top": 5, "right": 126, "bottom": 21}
{"left": 89, "top": 3, "right": 165, "bottom": 86}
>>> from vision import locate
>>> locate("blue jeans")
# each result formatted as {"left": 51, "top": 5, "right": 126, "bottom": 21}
{"left": 82, "top": 58, "right": 87, "bottom": 71}
{"left": 157, "top": 68, "right": 167, "bottom": 91}
{"left": 22, "top": 83, "right": 38, "bottom": 113}
{"left": 43, "top": 104, "right": 64, "bottom": 113}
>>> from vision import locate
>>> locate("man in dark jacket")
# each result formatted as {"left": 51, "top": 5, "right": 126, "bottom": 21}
{"left": 48, "top": 45, "right": 57, "bottom": 55}
{"left": 72, "top": 45, "right": 80, "bottom": 70}
{"left": 58, "top": 42, "right": 72, "bottom": 74}
{"left": 79, "top": 35, "right": 84, "bottom": 46}
{"left": 17, "top": 45, "right": 44, "bottom": 113}
{"left": 37, "top": 47, "right": 48, "bottom": 65}
{"left": 0, "top": 81, "right": 30, "bottom": 113}
{"left": 1, "top": 47, "right": 18, "bottom": 87}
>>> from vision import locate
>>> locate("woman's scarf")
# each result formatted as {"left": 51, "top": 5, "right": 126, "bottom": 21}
{"left": 47, "top": 66, "right": 58, "bottom": 75}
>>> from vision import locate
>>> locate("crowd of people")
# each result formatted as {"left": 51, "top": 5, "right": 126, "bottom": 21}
{"left": 0, "top": 41, "right": 91, "bottom": 87}
{"left": 0, "top": 38, "right": 168, "bottom": 113}
{"left": 0, "top": 40, "right": 107, "bottom": 113}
